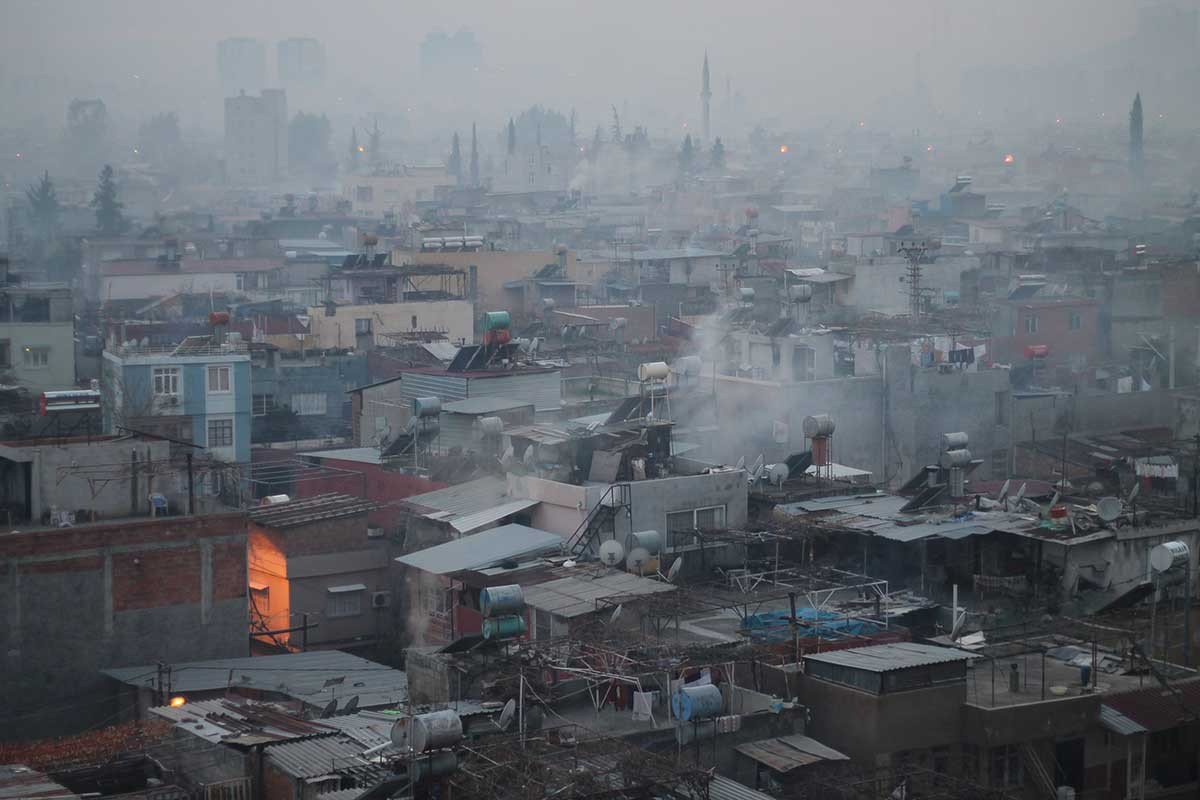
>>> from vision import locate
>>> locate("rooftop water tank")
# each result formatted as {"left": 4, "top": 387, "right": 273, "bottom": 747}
{"left": 671, "top": 685, "right": 723, "bottom": 721}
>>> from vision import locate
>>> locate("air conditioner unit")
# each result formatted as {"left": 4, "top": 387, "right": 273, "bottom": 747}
{"left": 371, "top": 591, "right": 391, "bottom": 609}
{"left": 166, "top": 396, "right": 179, "bottom": 406}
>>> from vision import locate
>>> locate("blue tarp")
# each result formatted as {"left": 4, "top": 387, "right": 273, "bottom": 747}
{"left": 741, "top": 608, "right": 884, "bottom": 642}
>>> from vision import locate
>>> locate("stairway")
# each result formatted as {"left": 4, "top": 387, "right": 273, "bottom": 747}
{"left": 567, "top": 483, "right": 631, "bottom": 559}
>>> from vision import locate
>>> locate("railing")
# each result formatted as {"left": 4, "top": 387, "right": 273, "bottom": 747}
{"left": 1019, "top": 742, "right": 1058, "bottom": 799}
{"left": 567, "top": 483, "right": 631, "bottom": 557}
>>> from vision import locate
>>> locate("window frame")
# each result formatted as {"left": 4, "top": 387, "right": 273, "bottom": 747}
{"left": 153, "top": 366, "right": 180, "bottom": 397}
{"left": 1024, "top": 315, "right": 1039, "bottom": 334}
{"left": 206, "top": 417, "right": 234, "bottom": 448}
{"left": 252, "top": 393, "right": 274, "bottom": 417}
{"left": 1069, "top": 311, "right": 1082, "bottom": 330}
{"left": 207, "top": 365, "right": 232, "bottom": 394}
{"left": 290, "top": 392, "right": 328, "bottom": 416}
{"left": 22, "top": 346, "right": 50, "bottom": 368}
{"left": 326, "top": 586, "right": 364, "bottom": 618}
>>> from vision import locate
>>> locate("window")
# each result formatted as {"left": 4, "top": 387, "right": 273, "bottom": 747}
{"left": 994, "top": 390, "right": 1009, "bottom": 426}
{"left": 22, "top": 346, "right": 49, "bottom": 367}
{"left": 207, "top": 365, "right": 231, "bottom": 393}
{"left": 1024, "top": 315, "right": 1039, "bottom": 334}
{"left": 534, "top": 608, "right": 551, "bottom": 641}
{"left": 236, "top": 273, "right": 245, "bottom": 291}
{"left": 355, "top": 185, "right": 373, "bottom": 202}
{"left": 252, "top": 394, "right": 274, "bottom": 416}
{"left": 792, "top": 346, "right": 815, "bottom": 381}
{"left": 207, "top": 418, "right": 234, "bottom": 448}
{"left": 420, "top": 575, "right": 450, "bottom": 616}
{"left": 1069, "top": 311, "right": 1082, "bottom": 330}
{"left": 411, "top": 315, "right": 418, "bottom": 329}
{"left": 988, "top": 745, "right": 1023, "bottom": 788}
{"left": 354, "top": 318, "right": 372, "bottom": 335}
{"left": 0, "top": 340, "right": 9, "bottom": 367}
{"left": 291, "top": 392, "right": 327, "bottom": 416}
{"left": 667, "top": 505, "right": 727, "bottom": 549}
{"left": 326, "top": 585, "right": 364, "bottom": 618}
{"left": 991, "top": 449, "right": 1008, "bottom": 477}
{"left": 153, "top": 367, "right": 180, "bottom": 396}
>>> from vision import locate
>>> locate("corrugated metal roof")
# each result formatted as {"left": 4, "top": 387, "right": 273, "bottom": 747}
{"left": 395, "top": 524, "right": 564, "bottom": 575}
{"left": 104, "top": 651, "right": 408, "bottom": 710}
{"left": 442, "top": 397, "right": 535, "bottom": 415}
{"left": 734, "top": 734, "right": 849, "bottom": 772}
{"left": 249, "top": 493, "right": 378, "bottom": 528}
{"left": 300, "top": 447, "right": 385, "bottom": 465}
{"left": 1099, "top": 704, "right": 1149, "bottom": 737}
{"left": 1104, "top": 678, "right": 1200, "bottom": 733}
{"left": 631, "top": 248, "right": 724, "bottom": 260}
{"left": 0, "top": 766, "right": 77, "bottom": 799}
{"left": 310, "top": 791, "right": 362, "bottom": 800}
{"left": 450, "top": 499, "right": 540, "bottom": 534}
{"left": 265, "top": 735, "right": 391, "bottom": 779}
{"left": 149, "top": 698, "right": 334, "bottom": 744}
{"left": 522, "top": 571, "right": 675, "bottom": 618}
{"left": 708, "top": 775, "right": 776, "bottom": 800}
{"left": 804, "top": 642, "right": 974, "bottom": 672}
{"left": 402, "top": 476, "right": 510, "bottom": 517}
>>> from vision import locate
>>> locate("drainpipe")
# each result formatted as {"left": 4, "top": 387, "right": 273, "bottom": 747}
{"left": 130, "top": 449, "right": 138, "bottom": 515}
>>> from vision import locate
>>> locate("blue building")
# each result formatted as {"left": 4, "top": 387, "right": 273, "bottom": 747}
{"left": 102, "top": 336, "right": 252, "bottom": 467}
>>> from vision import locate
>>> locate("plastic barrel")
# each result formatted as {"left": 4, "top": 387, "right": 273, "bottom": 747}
{"left": 626, "top": 530, "right": 662, "bottom": 556}
{"left": 483, "top": 311, "right": 512, "bottom": 331}
{"left": 480, "top": 585, "right": 525, "bottom": 618}
{"left": 671, "top": 685, "right": 723, "bottom": 721}
{"left": 482, "top": 614, "right": 527, "bottom": 640}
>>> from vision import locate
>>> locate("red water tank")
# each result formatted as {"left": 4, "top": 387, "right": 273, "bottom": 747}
{"left": 209, "top": 311, "right": 231, "bottom": 326}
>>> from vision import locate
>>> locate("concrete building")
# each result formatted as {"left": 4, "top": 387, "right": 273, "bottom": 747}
{"left": 102, "top": 336, "right": 252, "bottom": 468}
{"left": 217, "top": 37, "right": 266, "bottom": 96}
{"left": 305, "top": 299, "right": 473, "bottom": 350}
{"left": 93, "top": 257, "right": 284, "bottom": 303}
{"left": 249, "top": 347, "right": 366, "bottom": 442}
{"left": 0, "top": 283, "right": 75, "bottom": 392}
{"left": 991, "top": 295, "right": 1102, "bottom": 369}
{"left": 344, "top": 168, "right": 448, "bottom": 216}
{"left": 247, "top": 494, "right": 389, "bottom": 652}
{"left": 0, "top": 512, "right": 248, "bottom": 738}
{"left": 276, "top": 37, "right": 325, "bottom": 85}
{"left": 224, "top": 89, "right": 288, "bottom": 185}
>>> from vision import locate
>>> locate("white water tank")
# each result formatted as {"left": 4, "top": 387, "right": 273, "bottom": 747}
{"left": 638, "top": 362, "right": 670, "bottom": 381}
{"left": 1150, "top": 541, "right": 1190, "bottom": 573}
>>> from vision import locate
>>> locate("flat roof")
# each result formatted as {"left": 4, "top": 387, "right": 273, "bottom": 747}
{"left": 804, "top": 642, "right": 973, "bottom": 672}
{"left": 442, "top": 397, "right": 535, "bottom": 415}
{"left": 395, "top": 523, "right": 563, "bottom": 575}
{"left": 104, "top": 651, "right": 407, "bottom": 709}
{"left": 735, "top": 734, "right": 849, "bottom": 773}
{"left": 521, "top": 570, "right": 675, "bottom": 618}
{"left": 248, "top": 493, "right": 378, "bottom": 528}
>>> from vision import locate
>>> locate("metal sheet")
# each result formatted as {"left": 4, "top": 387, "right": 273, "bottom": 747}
{"left": 804, "top": 642, "right": 974, "bottom": 673}
{"left": 395, "top": 523, "right": 563, "bottom": 575}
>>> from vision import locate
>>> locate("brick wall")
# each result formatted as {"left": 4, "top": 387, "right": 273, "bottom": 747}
{"left": 0, "top": 513, "right": 249, "bottom": 740}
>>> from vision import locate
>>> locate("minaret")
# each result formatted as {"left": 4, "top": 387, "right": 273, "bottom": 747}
{"left": 701, "top": 51, "right": 712, "bottom": 142}
{"left": 1130, "top": 92, "right": 1144, "bottom": 189}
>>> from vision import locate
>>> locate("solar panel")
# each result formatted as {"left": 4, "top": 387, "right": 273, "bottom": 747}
{"left": 447, "top": 345, "right": 481, "bottom": 372}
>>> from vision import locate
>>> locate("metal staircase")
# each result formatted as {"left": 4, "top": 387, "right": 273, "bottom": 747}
{"left": 567, "top": 483, "right": 631, "bottom": 559}
{"left": 1020, "top": 742, "right": 1058, "bottom": 799}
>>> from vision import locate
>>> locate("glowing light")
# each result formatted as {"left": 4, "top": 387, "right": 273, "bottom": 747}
{"left": 169, "top": 696, "right": 186, "bottom": 707}
{"left": 779, "top": 145, "right": 789, "bottom": 154}
{"left": 1003, "top": 154, "right": 1015, "bottom": 164}
{"left": 14, "top": 153, "right": 20, "bottom": 159}
{"left": 1055, "top": 117, "right": 1063, "bottom": 125}
{"left": 858, "top": 121, "right": 865, "bottom": 127}
{"left": 926, "top": 145, "right": 934, "bottom": 152}
{"left": 357, "top": 146, "right": 365, "bottom": 153}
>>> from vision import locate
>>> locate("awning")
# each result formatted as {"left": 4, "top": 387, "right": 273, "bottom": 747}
{"left": 735, "top": 735, "right": 849, "bottom": 773}
{"left": 450, "top": 499, "right": 540, "bottom": 534}
{"left": 327, "top": 584, "right": 367, "bottom": 593}
{"left": 1099, "top": 704, "right": 1148, "bottom": 736}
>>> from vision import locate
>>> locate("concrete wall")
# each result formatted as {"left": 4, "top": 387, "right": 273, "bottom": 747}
{"left": 405, "top": 248, "right": 576, "bottom": 322}
{"left": 305, "top": 300, "right": 474, "bottom": 348}
{"left": 101, "top": 272, "right": 239, "bottom": 301}
{"left": 0, "top": 320, "right": 76, "bottom": 391}
{"left": 0, "top": 513, "right": 248, "bottom": 739}
{"left": 622, "top": 471, "right": 749, "bottom": 540}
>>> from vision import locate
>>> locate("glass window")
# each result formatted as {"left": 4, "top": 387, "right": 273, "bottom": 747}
{"left": 207, "top": 418, "right": 234, "bottom": 448}
{"left": 988, "top": 745, "right": 1022, "bottom": 787}
{"left": 291, "top": 393, "right": 327, "bottom": 416}
{"left": 792, "top": 346, "right": 815, "bottom": 381}
{"left": 207, "top": 365, "right": 231, "bottom": 393}
{"left": 355, "top": 318, "right": 372, "bottom": 335}
{"left": 1024, "top": 315, "right": 1039, "bottom": 334}
{"left": 153, "top": 367, "right": 180, "bottom": 396}
{"left": 327, "top": 589, "right": 362, "bottom": 618}
{"left": 22, "top": 346, "right": 49, "bottom": 367}
{"left": 1069, "top": 312, "right": 1082, "bottom": 330}
{"left": 994, "top": 391, "right": 1009, "bottom": 426}
{"left": 252, "top": 394, "right": 274, "bottom": 416}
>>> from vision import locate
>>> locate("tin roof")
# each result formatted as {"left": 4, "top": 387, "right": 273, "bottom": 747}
{"left": 249, "top": 493, "right": 379, "bottom": 528}
{"left": 149, "top": 698, "right": 334, "bottom": 745}
{"left": 1103, "top": 678, "right": 1200, "bottom": 733}
{"left": 0, "top": 766, "right": 76, "bottom": 800}
{"left": 265, "top": 735, "right": 390, "bottom": 780}
{"left": 442, "top": 397, "right": 535, "bottom": 415}
{"left": 734, "top": 735, "right": 849, "bottom": 773}
{"left": 396, "top": 524, "right": 563, "bottom": 575}
{"left": 1098, "top": 704, "right": 1149, "bottom": 737}
{"left": 104, "top": 651, "right": 408, "bottom": 710}
{"left": 522, "top": 570, "right": 675, "bottom": 618}
{"left": 803, "top": 642, "right": 974, "bottom": 672}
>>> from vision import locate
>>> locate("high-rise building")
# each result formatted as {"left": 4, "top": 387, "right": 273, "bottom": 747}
{"left": 217, "top": 37, "right": 266, "bottom": 96}
{"left": 701, "top": 51, "right": 712, "bottom": 142}
{"left": 223, "top": 89, "right": 288, "bottom": 185}
{"left": 277, "top": 37, "right": 326, "bottom": 85}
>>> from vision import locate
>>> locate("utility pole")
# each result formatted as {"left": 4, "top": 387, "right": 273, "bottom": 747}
{"left": 896, "top": 239, "right": 929, "bottom": 322}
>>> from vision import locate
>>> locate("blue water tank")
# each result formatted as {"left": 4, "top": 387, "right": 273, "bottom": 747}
{"left": 671, "top": 685, "right": 723, "bottom": 721}
{"left": 482, "top": 614, "right": 527, "bottom": 640}
{"left": 480, "top": 585, "right": 525, "bottom": 618}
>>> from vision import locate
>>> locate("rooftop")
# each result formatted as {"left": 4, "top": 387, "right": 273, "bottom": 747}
{"left": 400, "top": 476, "right": 541, "bottom": 533}
{"left": 103, "top": 651, "right": 408, "bottom": 710}
{"left": 98, "top": 258, "right": 282, "bottom": 276}
{"left": 149, "top": 698, "right": 334, "bottom": 745}
{"left": 0, "top": 765, "right": 75, "bottom": 800}
{"left": 734, "top": 734, "right": 849, "bottom": 774}
{"left": 804, "top": 642, "right": 974, "bottom": 672}
{"left": 442, "top": 396, "right": 536, "bottom": 415}
{"left": 521, "top": 570, "right": 675, "bottom": 619}
{"left": 248, "top": 493, "right": 378, "bottom": 528}
{"left": 395, "top": 523, "right": 563, "bottom": 575}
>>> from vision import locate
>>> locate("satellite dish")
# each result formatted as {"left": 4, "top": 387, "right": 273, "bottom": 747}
{"left": 1127, "top": 482, "right": 1140, "bottom": 504}
{"left": 609, "top": 604, "right": 623, "bottom": 625}
{"left": 320, "top": 699, "right": 338, "bottom": 718}
{"left": 523, "top": 447, "right": 536, "bottom": 467}
{"left": 950, "top": 608, "right": 966, "bottom": 640}
{"left": 598, "top": 539, "right": 626, "bottom": 567}
{"left": 1014, "top": 482, "right": 1027, "bottom": 507}
{"left": 666, "top": 556, "right": 683, "bottom": 582}
{"left": 626, "top": 547, "right": 651, "bottom": 574}
{"left": 496, "top": 698, "right": 517, "bottom": 731}
{"left": 997, "top": 479, "right": 1011, "bottom": 502}
{"left": 1096, "top": 497, "right": 1122, "bottom": 522}
{"left": 735, "top": 456, "right": 745, "bottom": 470}
{"left": 342, "top": 695, "right": 359, "bottom": 715}
{"left": 1048, "top": 491, "right": 1060, "bottom": 509}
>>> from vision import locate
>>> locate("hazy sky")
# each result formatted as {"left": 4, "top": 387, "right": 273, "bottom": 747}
{"left": 0, "top": 0, "right": 1176, "bottom": 134}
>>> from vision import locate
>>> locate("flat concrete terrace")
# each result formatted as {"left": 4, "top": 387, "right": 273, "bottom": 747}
{"left": 964, "top": 643, "right": 1154, "bottom": 708}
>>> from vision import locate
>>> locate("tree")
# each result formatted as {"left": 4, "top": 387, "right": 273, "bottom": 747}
{"left": 91, "top": 164, "right": 128, "bottom": 236}
{"left": 25, "top": 172, "right": 59, "bottom": 241}
{"left": 506, "top": 118, "right": 517, "bottom": 156}
{"left": 469, "top": 123, "right": 480, "bottom": 187}
{"left": 710, "top": 137, "right": 726, "bottom": 169}
{"left": 569, "top": 108, "right": 577, "bottom": 147}
{"left": 590, "top": 126, "right": 603, "bottom": 161}
{"left": 448, "top": 132, "right": 462, "bottom": 184}
{"left": 349, "top": 127, "right": 361, "bottom": 171}
{"left": 679, "top": 134, "right": 695, "bottom": 173}
{"left": 368, "top": 119, "right": 383, "bottom": 170}
{"left": 66, "top": 98, "right": 110, "bottom": 175}
{"left": 610, "top": 105, "right": 622, "bottom": 145}
{"left": 513, "top": 106, "right": 570, "bottom": 149}
{"left": 288, "top": 112, "right": 333, "bottom": 172}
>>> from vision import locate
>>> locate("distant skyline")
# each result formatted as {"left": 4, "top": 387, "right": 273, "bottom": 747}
{"left": 1, "top": 0, "right": 1194, "bottom": 136}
